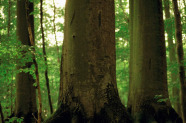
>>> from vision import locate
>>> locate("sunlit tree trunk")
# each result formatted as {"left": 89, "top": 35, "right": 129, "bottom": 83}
{"left": 15, "top": 1, "right": 37, "bottom": 122}
{"left": 164, "top": 0, "right": 181, "bottom": 117}
{"left": 40, "top": 0, "right": 53, "bottom": 114}
{"left": 128, "top": 0, "right": 182, "bottom": 122}
{"left": 172, "top": 0, "right": 186, "bottom": 122}
{"left": 127, "top": 0, "right": 134, "bottom": 113}
{"left": 45, "top": 0, "right": 132, "bottom": 122}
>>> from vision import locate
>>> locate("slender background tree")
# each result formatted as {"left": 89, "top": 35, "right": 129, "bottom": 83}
{"left": 40, "top": 0, "right": 53, "bottom": 115}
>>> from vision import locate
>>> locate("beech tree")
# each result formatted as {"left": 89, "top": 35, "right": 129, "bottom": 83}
{"left": 15, "top": 0, "right": 37, "bottom": 122}
{"left": 172, "top": 0, "right": 186, "bottom": 122}
{"left": 45, "top": 0, "right": 131, "bottom": 122}
{"left": 164, "top": 0, "right": 181, "bottom": 116}
{"left": 127, "top": 0, "right": 182, "bottom": 122}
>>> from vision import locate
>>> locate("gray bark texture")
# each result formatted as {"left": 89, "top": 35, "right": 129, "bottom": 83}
{"left": 45, "top": 0, "right": 132, "bottom": 122}
{"left": 15, "top": 0, "right": 37, "bottom": 123}
{"left": 128, "top": 0, "right": 182, "bottom": 122}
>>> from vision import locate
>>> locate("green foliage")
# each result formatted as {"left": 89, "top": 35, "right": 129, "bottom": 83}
{"left": 154, "top": 95, "right": 169, "bottom": 103}
{"left": 33, "top": 0, "right": 64, "bottom": 118}
{"left": 0, "top": 0, "right": 186, "bottom": 121}
{"left": 0, "top": 0, "right": 17, "bottom": 118}
{"left": 164, "top": 0, "right": 186, "bottom": 108}
{"left": 115, "top": 0, "right": 129, "bottom": 105}
{"left": 6, "top": 117, "right": 24, "bottom": 123}
{"left": 0, "top": 0, "right": 64, "bottom": 119}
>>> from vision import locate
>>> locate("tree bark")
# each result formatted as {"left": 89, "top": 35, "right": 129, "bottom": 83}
{"left": 172, "top": 0, "right": 186, "bottom": 122}
{"left": 40, "top": 0, "right": 53, "bottom": 115}
{"left": 10, "top": 71, "right": 14, "bottom": 114}
{"left": 58, "top": 44, "right": 64, "bottom": 105}
{"left": 127, "top": 0, "right": 134, "bottom": 113}
{"left": 128, "top": 0, "right": 182, "bottom": 122}
{"left": 16, "top": 1, "right": 37, "bottom": 122}
{"left": 0, "top": 102, "right": 5, "bottom": 123}
{"left": 164, "top": 0, "right": 182, "bottom": 117}
{"left": 25, "top": 1, "right": 42, "bottom": 122}
{"left": 45, "top": 0, "right": 132, "bottom": 122}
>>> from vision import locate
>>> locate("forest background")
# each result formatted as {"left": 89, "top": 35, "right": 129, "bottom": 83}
{"left": 0, "top": 0, "right": 186, "bottom": 122}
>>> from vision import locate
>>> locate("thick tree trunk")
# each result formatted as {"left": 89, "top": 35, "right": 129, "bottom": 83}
{"left": 25, "top": 1, "right": 43, "bottom": 122}
{"left": 172, "top": 0, "right": 186, "bottom": 122}
{"left": 45, "top": 0, "right": 132, "bottom": 122}
{"left": 40, "top": 0, "right": 53, "bottom": 114}
{"left": 127, "top": 0, "right": 134, "bottom": 113}
{"left": 128, "top": 0, "right": 182, "bottom": 122}
{"left": 16, "top": 1, "right": 37, "bottom": 122}
{"left": 164, "top": 0, "right": 181, "bottom": 116}
{"left": 58, "top": 45, "right": 64, "bottom": 105}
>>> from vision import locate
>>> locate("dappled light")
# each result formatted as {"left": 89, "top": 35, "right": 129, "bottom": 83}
{"left": 0, "top": 0, "right": 186, "bottom": 122}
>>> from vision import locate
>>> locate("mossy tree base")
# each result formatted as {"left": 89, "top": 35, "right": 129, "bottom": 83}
{"left": 45, "top": 103, "right": 132, "bottom": 123}
{"left": 128, "top": 103, "right": 182, "bottom": 123}
{"left": 5, "top": 112, "right": 37, "bottom": 123}
{"left": 16, "top": 112, "right": 38, "bottom": 123}
{"left": 45, "top": 84, "right": 132, "bottom": 123}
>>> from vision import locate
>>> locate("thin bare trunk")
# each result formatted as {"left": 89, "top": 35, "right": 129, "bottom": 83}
{"left": 25, "top": 1, "right": 42, "bottom": 122}
{"left": 8, "top": 1, "right": 12, "bottom": 114}
{"left": 0, "top": 103, "right": 5, "bottom": 123}
{"left": 40, "top": 0, "right": 53, "bottom": 114}
{"left": 53, "top": 0, "right": 63, "bottom": 105}
{"left": 52, "top": 0, "right": 60, "bottom": 64}
{"left": 10, "top": 71, "right": 13, "bottom": 114}
{"left": 172, "top": 0, "right": 186, "bottom": 122}
{"left": 8, "top": 0, "right": 11, "bottom": 37}
{"left": 184, "top": 0, "right": 186, "bottom": 16}
{"left": 118, "top": 0, "right": 129, "bottom": 23}
{"left": 184, "top": 0, "right": 186, "bottom": 10}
